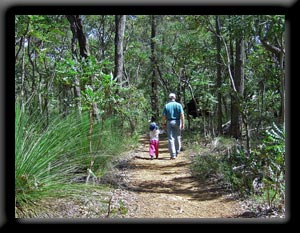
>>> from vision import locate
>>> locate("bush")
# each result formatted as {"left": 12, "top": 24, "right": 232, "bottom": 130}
{"left": 15, "top": 101, "right": 139, "bottom": 217}
{"left": 191, "top": 153, "right": 221, "bottom": 181}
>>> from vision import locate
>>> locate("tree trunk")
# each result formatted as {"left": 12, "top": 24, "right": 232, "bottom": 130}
{"left": 114, "top": 15, "right": 126, "bottom": 85}
{"left": 60, "top": 84, "right": 71, "bottom": 118}
{"left": 27, "top": 36, "right": 37, "bottom": 115}
{"left": 231, "top": 37, "right": 244, "bottom": 139}
{"left": 20, "top": 42, "right": 26, "bottom": 113}
{"left": 66, "top": 15, "right": 83, "bottom": 117}
{"left": 279, "top": 40, "right": 285, "bottom": 124}
{"left": 150, "top": 15, "right": 159, "bottom": 122}
{"left": 216, "top": 16, "right": 223, "bottom": 136}
{"left": 66, "top": 15, "right": 89, "bottom": 59}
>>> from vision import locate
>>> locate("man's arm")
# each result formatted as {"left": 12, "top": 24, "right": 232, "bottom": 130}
{"left": 180, "top": 112, "right": 185, "bottom": 130}
{"left": 162, "top": 115, "right": 167, "bottom": 129}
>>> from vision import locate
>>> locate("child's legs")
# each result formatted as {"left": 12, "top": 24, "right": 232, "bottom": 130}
{"left": 154, "top": 140, "right": 159, "bottom": 157}
{"left": 149, "top": 140, "right": 155, "bottom": 156}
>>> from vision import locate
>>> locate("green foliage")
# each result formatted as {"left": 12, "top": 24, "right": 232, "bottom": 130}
{"left": 114, "top": 85, "right": 151, "bottom": 134}
{"left": 15, "top": 14, "right": 285, "bottom": 140}
{"left": 81, "top": 85, "right": 101, "bottom": 111}
{"left": 14, "top": 14, "right": 286, "bottom": 218}
{"left": 226, "top": 124, "right": 285, "bottom": 206}
{"left": 189, "top": 122, "right": 285, "bottom": 210}
{"left": 15, "top": 99, "right": 140, "bottom": 217}
{"left": 191, "top": 153, "right": 221, "bottom": 181}
{"left": 220, "top": 145, "right": 256, "bottom": 195}
{"left": 258, "top": 123, "right": 285, "bottom": 207}
{"left": 15, "top": 102, "right": 87, "bottom": 213}
{"left": 218, "top": 123, "right": 285, "bottom": 203}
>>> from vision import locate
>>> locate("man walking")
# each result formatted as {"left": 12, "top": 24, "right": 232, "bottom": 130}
{"left": 162, "top": 93, "right": 185, "bottom": 159}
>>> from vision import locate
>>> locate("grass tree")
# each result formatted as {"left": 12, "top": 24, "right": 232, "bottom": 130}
{"left": 15, "top": 101, "right": 98, "bottom": 217}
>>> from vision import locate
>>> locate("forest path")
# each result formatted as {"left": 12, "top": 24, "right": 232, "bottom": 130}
{"left": 120, "top": 133, "right": 243, "bottom": 220}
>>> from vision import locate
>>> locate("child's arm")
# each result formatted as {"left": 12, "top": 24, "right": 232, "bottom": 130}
{"left": 156, "top": 129, "right": 160, "bottom": 137}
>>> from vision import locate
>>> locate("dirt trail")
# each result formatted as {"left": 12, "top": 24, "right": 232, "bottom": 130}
{"left": 121, "top": 133, "right": 243, "bottom": 219}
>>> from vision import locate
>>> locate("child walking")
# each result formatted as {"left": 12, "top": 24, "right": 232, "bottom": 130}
{"left": 149, "top": 122, "right": 160, "bottom": 159}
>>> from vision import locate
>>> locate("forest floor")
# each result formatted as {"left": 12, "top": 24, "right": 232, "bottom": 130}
{"left": 28, "top": 132, "right": 285, "bottom": 222}
{"left": 111, "top": 133, "right": 244, "bottom": 221}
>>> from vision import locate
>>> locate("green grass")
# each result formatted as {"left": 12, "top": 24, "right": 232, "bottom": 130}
{"left": 15, "top": 102, "right": 139, "bottom": 217}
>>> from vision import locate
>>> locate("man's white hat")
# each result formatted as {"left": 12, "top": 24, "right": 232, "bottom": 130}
{"left": 169, "top": 93, "right": 176, "bottom": 99}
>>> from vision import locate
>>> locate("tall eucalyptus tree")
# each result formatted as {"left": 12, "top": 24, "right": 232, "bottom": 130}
{"left": 150, "top": 15, "right": 159, "bottom": 122}
{"left": 114, "top": 15, "right": 126, "bottom": 86}
{"left": 216, "top": 15, "right": 223, "bottom": 135}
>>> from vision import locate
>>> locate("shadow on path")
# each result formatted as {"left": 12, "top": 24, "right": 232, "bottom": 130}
{"left": 125, "top": 134, "right": 229, "bottom": 202}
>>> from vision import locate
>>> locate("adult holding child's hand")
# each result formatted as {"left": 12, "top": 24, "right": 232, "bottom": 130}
{"left": 162, "top": 93, "right": 185, "bottom": 160}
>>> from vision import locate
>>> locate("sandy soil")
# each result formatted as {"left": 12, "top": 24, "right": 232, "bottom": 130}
{"left": 119, "top": 133, "right": 243, "bottom": 220}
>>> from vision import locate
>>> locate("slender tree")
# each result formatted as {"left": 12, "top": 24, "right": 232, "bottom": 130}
{"left": 114, "top": 15, "right": 126, "bottom": 85}
{"left": 66, "top": 15, "right": 84, "bottom": 117}
{"left": 150, "top": 15, "right": 159, "bottom": 122}
{"left": 230, "top": 35, "right": 244, "bottom": 139}
{"left": 216, "top": 16, "right": 223, "bottom": 136}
